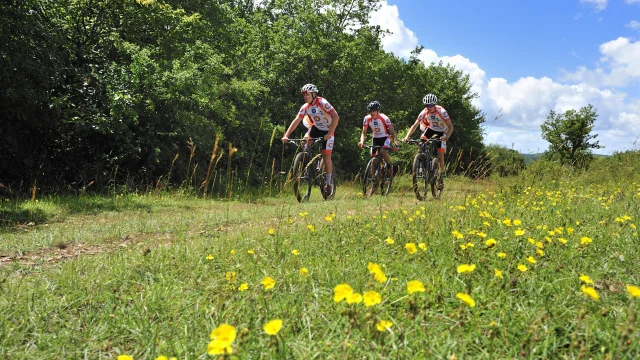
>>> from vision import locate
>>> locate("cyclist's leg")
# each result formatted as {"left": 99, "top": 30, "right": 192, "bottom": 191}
{"left": 436, "top": 134, "right": 446, "bottom": 174}
{"left": 320, "top": 130, "right": 334, "bottom": 189}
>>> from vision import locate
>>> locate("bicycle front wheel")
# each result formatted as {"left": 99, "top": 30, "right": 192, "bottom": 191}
{"left": 412, "top": 154, "right": 428, "bottom": 200}
{"left": 292, "top": 152, "right": 313, "bottom": 202}
{"left": 381, "top": 164, "right": 394, "bottom": 196}
{"left": 363, "top": 158, "right": 380, "bottom": 197}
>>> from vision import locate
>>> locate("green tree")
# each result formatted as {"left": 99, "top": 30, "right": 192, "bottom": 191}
{"left": 541, "top": 104, "right": 602, "bottom": 168}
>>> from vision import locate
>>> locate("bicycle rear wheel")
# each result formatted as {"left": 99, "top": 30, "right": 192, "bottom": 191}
{"left": 363, "top": 158, "right": 380, "bottom": 197}
{"left": 381, "top": 163, "right": 394, "bottom": 196}
{"left": 293, "top": 152, "right": 313, "bottom": 202}
{"left": 431, "top": 171, "right": 444, "bottom": 199}
{"left": 412, "top": 154, "right": 429, "bottom": 200}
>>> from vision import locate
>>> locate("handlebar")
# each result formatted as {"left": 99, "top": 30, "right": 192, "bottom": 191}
{"left": 363, "top": 145, "right": 399, "bottom": 151}
{"left": 286, "top": 137, "right": 324, "bottom": 147}
{"left": 405, "top": 137, "right": 442, "bottom": 145}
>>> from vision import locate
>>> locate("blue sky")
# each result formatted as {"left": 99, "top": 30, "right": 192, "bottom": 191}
{"left": 369, "top": 0, "right": 640, "bottom": 154}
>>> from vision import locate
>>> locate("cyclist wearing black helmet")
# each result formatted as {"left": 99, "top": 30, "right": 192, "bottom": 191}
{"left": 402, "top": 94, "right": 454, "bottom": 188}
{"left": 358, "top": 101, "right": 398, "bottom": 175}
{"left": 282, "top": 83, "right": 340, "bottom": 197}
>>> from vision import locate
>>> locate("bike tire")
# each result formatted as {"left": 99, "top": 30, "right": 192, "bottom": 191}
{"left": 432, "top": 171, "right": 444, "bottom": 199}
{"left": 292, "top": 152, "right": 313, "bottom": 203}
{"left": 363, "top": 158, "right": 380, "bottom": 197}
{"left": 412, "top": 154, "right": 428, "bottom": 201}
{"left": 381, "top": 164, "right": 394, "bottom": 196}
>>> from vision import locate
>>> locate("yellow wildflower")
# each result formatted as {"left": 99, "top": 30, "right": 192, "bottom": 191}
{"left": 567, "top": 227, "right": 575, "bottom": 234}
{"left": 405, "top": 243, "right": 418, "bottom": 254}
{"left": 268, "top": 228, "right": 276, "bottom": 235}
{"left": 418, "top": 242, "right": 427, "bottom": 251}
{"left": 385, "top": 237, "right": 394, "bottom": 244}
{"left": 346, "top": 292, "right": 363, "bottom": 304}
{"left": 118, "top": 356, "right": 133, "bottom": 360}
{"left": 626, "top": 285, "right": 640, "bottom": 298}
{"left": 558, "top": 237, "right": 567, "bottom": 245}
{"left": 407, "top": 280, "right": 426, "bottom": 294}
{"left": 456, "top": 293, "right": 476, "bottom": 307}
{"left": 208, "top": 324, "right": 236, "bottom": 355}
{"left": 307, "top": 224, "right": 315, "bottom": 232}
{"left": 333, "top": 283, "right": 354, "bottom": 303}
{"left": 324, "top": 216, "right": 332, "bottom": 222}
{"left": 526, "top": 256, "right": 537, "bottom": 264}
{"left": 261, "top": 276, "right": 276, "bottom": 290}
{"left": 536, "top": 249, "right": 545, "bottom": 257}
{"left": 514, "top": 229, "right": 525, "bottom": 236}
{"left": 225, "top": 271, "right": 236, "bottom": 283}
{"left": 292, "top": 249, "right": 300, "bottom": 256}
{"left": 452, "top": 230, "right": 464, "bottom": 239}
{"left": 237, "top": 283, "right": 248, "bottom": 292}
{"left": 518, "top": 264, "right": 528, "bottom": 272}
{"left": 581, "top": 285, "right": 599, "bottom": 301}
{"left": 230, "top": 250, "right": 236, "bottom": 255}
{"left": 299, "top": 212, "right": 308, "bottom": 217}
{"left": 299, "top": 267, "right": 309, "bottom": 276}
{"left": 580, "top": 236, "right": 592, "bottom": 245}
{"left": 363, "top": 290, "right": 382, "bottom": 307}
{"left": 263, "top": 319, "right": 283, "bottom": 335}
{"left": 376, "top": 320, "right": 393, "bottom": 332}
{"left": 498, "top": 252, "right": 507, "bottom": 259}
{"left": 485, "top": 238, "right": 497, "bottom": 248}
{"left": 494, "top": 269, "right": 503, "bottom": 279}
{"left": 457, "top": 264, "right": 477, "bottom": 274}
{"left": 513, "top": 219, "right": 522, "bottom": 226}
{"left": 206, "top": 254, "right": 214, "bottom": 260}
{"left": 579, "top": 275, "right": 594, "bottom": 285}
{"left": 247, "top": 249, "right": 255, "bottom": 255}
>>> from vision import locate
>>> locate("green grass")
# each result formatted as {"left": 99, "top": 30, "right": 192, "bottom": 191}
{"left": 1, "top": 169, "right": 639, "bottom": 359}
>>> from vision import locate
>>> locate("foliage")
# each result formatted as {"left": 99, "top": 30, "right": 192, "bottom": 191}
{"left": 484, "top": 144, "right": 526, "bottom": 177}
{"left": 540, "top": 104, "right": 602, "bottom": 168}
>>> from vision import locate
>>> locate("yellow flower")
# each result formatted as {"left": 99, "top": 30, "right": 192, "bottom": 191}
{"left": 333, "top": 283, "right": 354, "bottom": 303}
{"left": 494, "top": 269, "right": 503, "bottom": 279}
{"left": 457, "top": 264, "right": 477, "bottom": 274}
{"left": 535, "top": 241, "right": 544, "bottom": 249}
{"left": 299, "top": 212, "right": 308, "bottom": 217}
{"left": 292, "top": 249, "right": 300, "bottom": 256}
{"left": 418, "top": 243, "right": 427, "bottom": 251}
{"left": 581, "top": 285, "right": 599, "bottom": 301}
{"left": 452, "top": 230, "right": 464, "bottom": 239}
{"left": 206, "top": 254, "right": 214, "bottom": 260}
{"left": 268, "top": 228, "right": 276, "bottom": 235}
{"left": 626, "top": 284, "right": 640, "bottom": 298}
{"left": 526, "top": 256, "right": 537, "bottom": 264}
{"left": 518, "top": 264, "right": 528, "bottom": 272}
{"left": 376, "top": 320, "right": 393, "bottom": 332}
{"left": 299, "top": 267, "right": 309, "bottom": 276}
{"left": 513, "top": 219, "right": 522, "bottom": 226}
{"left": 237, "top": 283, "right": 248, "bottom": 292}
{"left": 346, "top": 292, "right": 363, "bottom": 304}
{"left": 579, "top": 275, "right": 594, "bottom": 285}
{"left": 580, "top": 236, "right": 592, "bottom": 245}
{"left": 307, "top": 224, "right": 315, "bottom": 232}
{"left": 405, "top": 243, "right": 418, "bottom": 254}
{"left": 567, "top": 227, "right": 575, "bottom": 234}
{"left": 261, "top": 276, "right": 276, "bottom": 290}
{"left": 288, "top": 218, "right": 294, "bottom": 224}
{"left": 324, "top": 216, "right": 332, "bottom": 222}
{"left": 476, "top": 231, "right": 487, "bottom": 238}
{"left": 263, "top": 319, "right": 283, "bottom": 335}
{"left": 407, "top": 280, "right": 426, "bottom": 294}
{"left": 247, "top": 249, "right": 255, "bottom": 255}
{"left": 118, "top": 356, "right": 133, "bottom": 360}
{"left": 536, "top": 249, "right": 545, "bottom": 257}
{"left": 385, "top": 237, "right": 394, "bottom": 244}
{"left": 485, "top": 238, "right": 497, "bottom": 248}
{"left": 208, "top": 324, "right": 236, "bottom": 355}
{"left": 502, "top": 219, "right": 512, "bottom": 226}
{"left": 514, "top": 229, "right": 525, "bottom": 236}
{"left": 230, "top": 250, "right": 236, "bottom": 255}
{"left": 456, "top": 293, "right": 476, "bottom": 307}
{"left": 498, "top": 252, "right": 507, "bottom": 259}
{"left": 558, "top": 237, "right": 568, "bottom": 245}
{"left": 363, "top": 290, "right": 382, "bottom": 307}
{"left": 225, "top": 271, "right": 236, "bottom": 283}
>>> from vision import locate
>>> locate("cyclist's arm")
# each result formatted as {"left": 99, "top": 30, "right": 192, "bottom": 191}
{"left": 327, "top": 110, "right": 339, "bottom": 136}
{"left": 443, "top": 120, "right": 454, "bottom": 141}
{"left": 402, "top": 119, "right": 421, "bottom": 141}
{"left": 359, "top": 126, "right": 368, "bottom": 145}
{"left": 283, "top": 114, "right": 304, "bottom": 139}
{"left": 388, "top": 125, "right": 398, "bottom": 145}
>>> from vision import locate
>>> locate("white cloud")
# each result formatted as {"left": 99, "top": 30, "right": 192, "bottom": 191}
{"left": 561, "top": 37, "right": 640, "bottom": 87}
{"left": 626, "top": 0, "right": 640, "bottom": 4}
{"left": 368, "top": 1, "right": 418, "bottom": 57}
{"left": 581, "top": 0, "right": 608, "bottom": 12}
{"left": 368, "top": 7, "right": 640, "bottom": 154}
{"left": 626, "top": 20, "right": 640, "bottom": 30}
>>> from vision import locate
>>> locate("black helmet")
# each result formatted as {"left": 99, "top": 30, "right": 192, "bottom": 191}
{"left": 367, "top": 101, "right": 381, "bottom": 111}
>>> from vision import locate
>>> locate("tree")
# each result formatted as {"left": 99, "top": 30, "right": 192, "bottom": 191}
{"left": 540, "top": 104, "right": 602, "bottom": 168}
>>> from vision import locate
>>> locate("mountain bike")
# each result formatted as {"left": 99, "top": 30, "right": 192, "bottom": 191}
{"left": 287, "top": 137, "right": 336, "bottom": 202}
{"left": 362, "top": 145, "right": 396, "bottom": 197}
{"left": 406, "top": 136, "right": 444, "bottom": 200}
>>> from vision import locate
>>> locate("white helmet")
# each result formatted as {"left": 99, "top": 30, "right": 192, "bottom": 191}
{"left": 423, "top": 93, "right": 437, "bottom": 106}
{"left": 300, "top": 83, "right": 318, "bottom": 94}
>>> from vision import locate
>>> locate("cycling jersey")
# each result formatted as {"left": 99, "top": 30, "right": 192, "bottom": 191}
{"left": 298, "top": 97, "right": 336, "bottom": 133}
{"left": 418, "top": 106, "right": 451, "bottom": 133}
{"left": 363, "top": 113, "right": 393, "bottom": 138}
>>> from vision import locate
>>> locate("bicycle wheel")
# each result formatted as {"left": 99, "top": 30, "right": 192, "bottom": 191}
{"left": 412, "top": 154, "right": 429, "bottom": 200}
{"left": 381, "top": 163, "right": 394, "bottom": 196}
{"left": 432, "top": 170, "right": 444, "bottom": 199}
{"left": 292, "top": 152, "right": 313, "bottom": 202}
{"left": 363, "top": 158, "right": 380, "bottom": 197}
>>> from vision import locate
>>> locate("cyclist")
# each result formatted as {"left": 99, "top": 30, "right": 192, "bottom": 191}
{"left": 402, "top": 93, "right": 454, "bottom": 188}
{"left": 282, "top": 84, "right": 339, "bottom": 197}
{"left": 358, "top": 101, "right": 398, "bottom": 177}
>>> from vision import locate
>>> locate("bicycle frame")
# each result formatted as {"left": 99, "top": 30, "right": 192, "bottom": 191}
{"left": 362, "top": 145, "right": 395, "bottom": 197}
{"left": 287, "top": 137, "right": 335, "bottom": 202}
{"left": 407, "top": 136, "right": 443, "bottom": 200}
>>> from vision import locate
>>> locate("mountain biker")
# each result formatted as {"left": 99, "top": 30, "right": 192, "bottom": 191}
{"left": 358, "top": 101, "right": 398, "bottom": 176}
{"left": 402, "top": 94, "right": 454, "bottom": 187}
{"left": 282, "top": 84, "right": 339, "bottom": 197}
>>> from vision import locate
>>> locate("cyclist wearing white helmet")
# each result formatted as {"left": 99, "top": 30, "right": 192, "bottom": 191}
{"left": 402, "top": 93, "right": 454, "bottom": 182}
{"left": 282, "top": 83, "right": 340, "bottom": 197}
{"left": 358, "top": 101, "right": 398, "bottom": 176}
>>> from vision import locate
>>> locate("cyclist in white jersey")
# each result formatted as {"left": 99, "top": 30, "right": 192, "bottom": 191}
{"left": 402, "top": 94, "right": 454, "bottom": 181}
{"left": 358, "top": 101, "right": 398, "bottom": 176}
{"left": 282, "top": 83, "right": 339, "bottom": 197}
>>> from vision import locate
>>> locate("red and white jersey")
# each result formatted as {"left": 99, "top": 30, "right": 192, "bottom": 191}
{"left": 418, "top": 105, "right": 451, "bottom": 132}
{"left": 363, "top": 113, "right": 393, "bottom": 138}
{"left": 298, "top": 97, "right": 336, "bottom": 132}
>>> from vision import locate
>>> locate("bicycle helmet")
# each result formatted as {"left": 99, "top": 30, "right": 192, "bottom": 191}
{"left": 423, "top": 93, "right": 437, "bottom": 106}
{"left": 300, "top": 83, "right": 318, "bottom": 94}
{"left": 367, "top": 101, "right": 381, "bottom": 111}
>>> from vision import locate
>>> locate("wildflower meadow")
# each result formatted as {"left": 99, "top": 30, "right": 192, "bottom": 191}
{"left": 1, "top": 155, "right": 639, "bottom": 359}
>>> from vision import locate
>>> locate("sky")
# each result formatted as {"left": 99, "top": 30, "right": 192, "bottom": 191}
{"left": 368, "top": 0, "right": 640, "bottom": 154}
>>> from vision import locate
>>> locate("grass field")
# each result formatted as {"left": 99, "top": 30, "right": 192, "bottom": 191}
{"left": 1, "top": 159, "right": 639, "bottom": 359}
